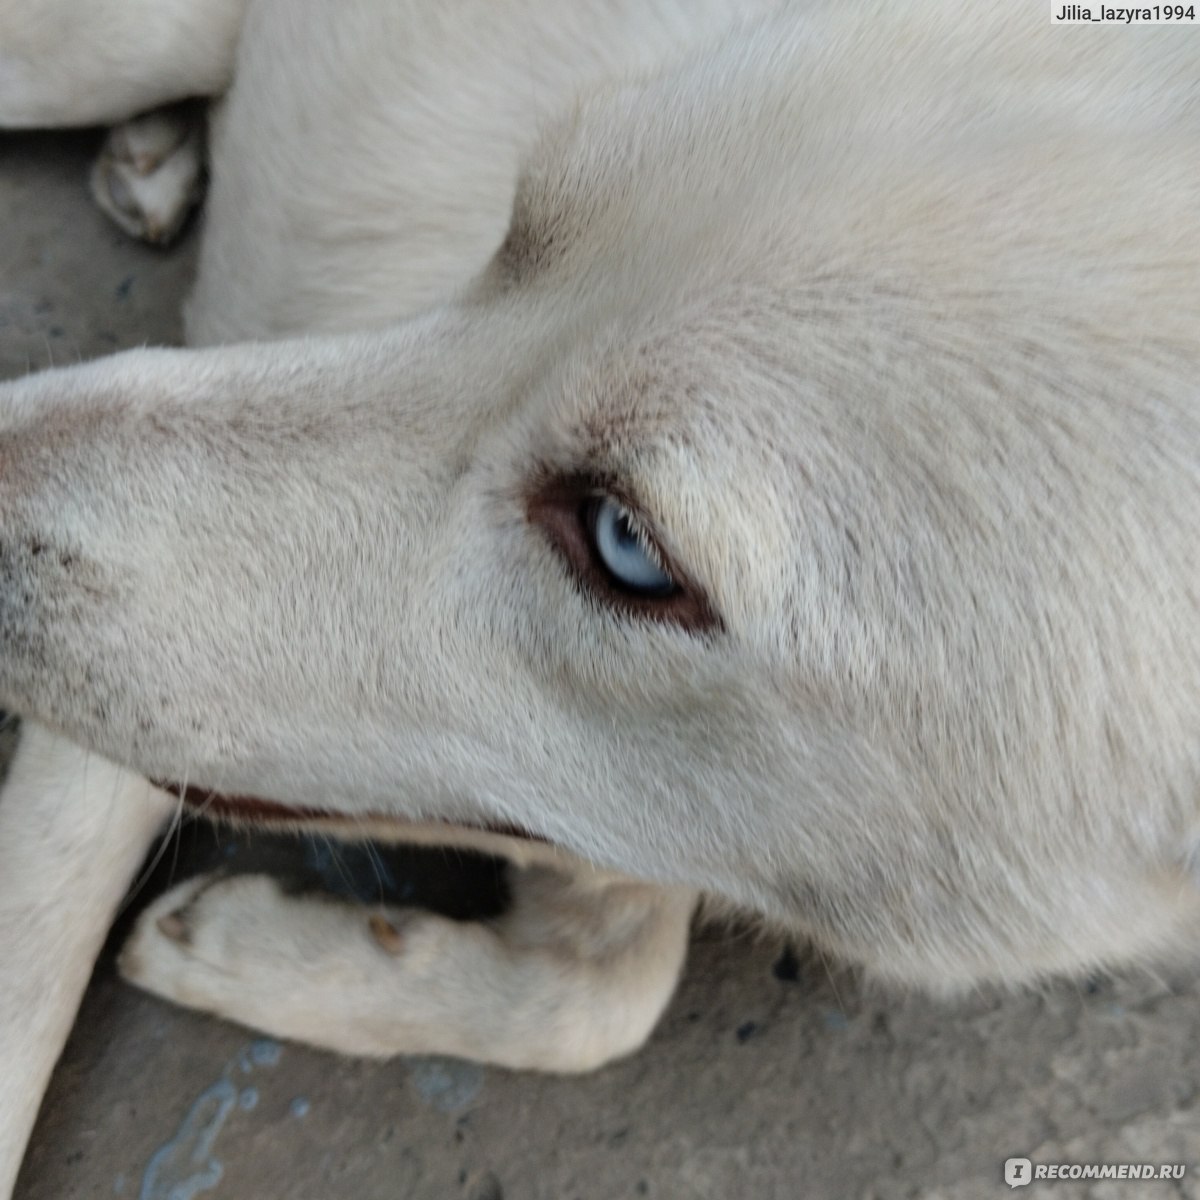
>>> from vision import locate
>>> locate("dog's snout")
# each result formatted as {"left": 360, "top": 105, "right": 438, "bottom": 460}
{"left": 24, "top": 537, "right": 75, "bottom": 570}
{"left": 0, "top": 329, "right": 497, "bottom": 776}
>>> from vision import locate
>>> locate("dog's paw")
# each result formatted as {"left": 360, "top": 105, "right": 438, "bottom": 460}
{"left": 118, "top": 873, "right": 271, "bottom": 1012}
{"left": 118, "top": 872, "right": 431, "bottom": 1048}
{"left": 90, "top": 107, "right": 205, "bottom": 245}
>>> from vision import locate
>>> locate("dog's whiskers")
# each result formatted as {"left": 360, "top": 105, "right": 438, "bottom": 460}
{"left": 362, "top": 839, "right": 391, "bottom": 905}
{"left": 117, "top": 789, "right": 185, "bottom": 916}
{"left": 118, "top": 751, "right": 194, "bottom": 914}
{"left": 817, "top": 944, "right": 849, "bottom": 1020}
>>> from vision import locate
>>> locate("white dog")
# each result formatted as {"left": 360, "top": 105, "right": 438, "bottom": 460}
{"left": 1, "top": 1, "right": 1197, "bottom": 1194}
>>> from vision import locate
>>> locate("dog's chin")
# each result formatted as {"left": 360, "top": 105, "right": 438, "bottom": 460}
{"left": 154, "top": 779, "right": 549, "bottom": 846}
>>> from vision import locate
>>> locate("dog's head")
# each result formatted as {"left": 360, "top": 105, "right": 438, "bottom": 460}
{"left": 2, "top": 9, "right": 1199, "bottom": 988}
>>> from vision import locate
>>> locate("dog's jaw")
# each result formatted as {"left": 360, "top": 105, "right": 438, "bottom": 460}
{"left": 157, "top": 778, "right": 552, "bottom": 846}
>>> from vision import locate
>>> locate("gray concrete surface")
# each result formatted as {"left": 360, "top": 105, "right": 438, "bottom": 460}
{"left": 4, "top": 129, "right": 1200, "bottom": 1200}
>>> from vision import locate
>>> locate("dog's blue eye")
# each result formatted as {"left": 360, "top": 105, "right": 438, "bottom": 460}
{"left": 589, "top": 497, "right": 676, "bottom": 596}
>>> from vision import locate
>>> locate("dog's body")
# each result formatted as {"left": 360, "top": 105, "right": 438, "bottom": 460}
{"left": 1, "top": 0, "right": 1198, "bottom": 1193}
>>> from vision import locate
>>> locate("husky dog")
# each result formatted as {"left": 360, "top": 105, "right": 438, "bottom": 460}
{"left": 1, "top": 0, "right": 1197, "bottom": 1193}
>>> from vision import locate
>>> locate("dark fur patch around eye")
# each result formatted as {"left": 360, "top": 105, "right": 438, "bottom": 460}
{"left": 525, "top": 471, "right": 723, "bottom": 635}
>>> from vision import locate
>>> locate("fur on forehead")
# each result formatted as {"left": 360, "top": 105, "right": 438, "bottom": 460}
{"left": 494, "top": 306, "right": 805, "bottom": 652}
{"left": 496, "top": 0, "right": 1199, "bottom": 318}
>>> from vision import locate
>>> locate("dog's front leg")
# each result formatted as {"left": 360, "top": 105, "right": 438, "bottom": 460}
{"left": 0, "top": 723, "right": 171, "bottom": 1200}
{"left": 120, "top": 863, "right": 697, "bottom": 1074}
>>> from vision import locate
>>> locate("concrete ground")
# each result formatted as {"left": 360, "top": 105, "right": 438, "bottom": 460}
{"left": 4, "top": 128, "right": 1200, "bottom": 1200}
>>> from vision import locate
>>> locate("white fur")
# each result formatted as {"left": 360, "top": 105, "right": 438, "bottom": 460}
{"left": 0, "top": 0, "right": 1198, "bottom": 1193}
{"left": 120, "top": 868, "right": 695, "bottom": 1070}
{"left": 0, "top": 0, "right": 246, "bottom": 127}
{"left": 0, "top": 725, "right": 170, "bottom": 1200}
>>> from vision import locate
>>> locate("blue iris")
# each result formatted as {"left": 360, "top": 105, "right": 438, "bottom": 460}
{"left": 590, "top": 497, "right": 676, "bottom": 596}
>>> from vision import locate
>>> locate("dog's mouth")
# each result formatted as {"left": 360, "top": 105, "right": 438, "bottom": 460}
{"left": 155, "top": 780, "right": 549, "bottom": 845}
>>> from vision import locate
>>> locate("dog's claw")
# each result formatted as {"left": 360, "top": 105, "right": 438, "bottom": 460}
{"left": 156, "top": 911, "right": 190, "bottom": 943}
{"left": 368, "top": 913, "right": 405, "bottom": 955}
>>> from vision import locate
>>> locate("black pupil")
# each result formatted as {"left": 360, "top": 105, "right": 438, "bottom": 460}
{"left": 615, "top": 511, "right": 639, "bottom": 549}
